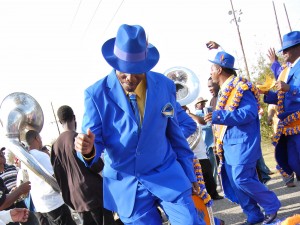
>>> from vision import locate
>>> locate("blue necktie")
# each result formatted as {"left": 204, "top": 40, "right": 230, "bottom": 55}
{"left": 128, "top": 93, "right": 141, "bottom": 131}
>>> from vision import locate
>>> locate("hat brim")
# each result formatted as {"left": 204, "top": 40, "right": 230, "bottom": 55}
{"left": 196, "top": 100, "right": 208, "bottom": 105}
{"left": 278, "top": 41, "right": 300, "bottom": 52}
{"left": 102, "top": 38, "right": 160, "bottom": 74}
{"left": 208, "top": 59, "right": 238, "bottom": 70}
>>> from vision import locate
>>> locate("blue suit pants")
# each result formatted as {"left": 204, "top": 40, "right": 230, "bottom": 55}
{"left": 276, "top": 134, "right": 300, "bottom": 176}
{"left": 119, "top": 182, "right": 205, "bottom": 225}
{"left": 224, "top": 162, "right": 281, "bottom": 223}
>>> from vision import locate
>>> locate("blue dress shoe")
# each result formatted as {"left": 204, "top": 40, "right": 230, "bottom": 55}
{"left": 262, "top": 212, "right": 277, "bottom": 224}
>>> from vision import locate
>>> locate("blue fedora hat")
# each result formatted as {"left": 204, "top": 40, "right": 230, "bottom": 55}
{"left": 278, "top": 31, "right": 300, "bottom": 52}
{"left": 208, "top": 51, "right": 237, "bottom": 70}
{"left": 102, "top": 24, "right": 160, "bottom": 74}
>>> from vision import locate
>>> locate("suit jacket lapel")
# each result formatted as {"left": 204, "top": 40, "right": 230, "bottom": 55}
{"left": 106, "top": 70, "right": 136, "bottom": 121}
{"left": 287, "top": 61, "right": 300, "bottom": 83}
{"left": 143, "top": 72, "right": 159, "bottom": 124}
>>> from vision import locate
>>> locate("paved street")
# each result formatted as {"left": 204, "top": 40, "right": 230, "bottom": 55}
{"left": 212, "top": 174, "right": 300, "bottom": 224}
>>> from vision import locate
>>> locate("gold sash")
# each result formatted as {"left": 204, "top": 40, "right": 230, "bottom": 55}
{"left": 214, "top": 88, "right": 238, "bottom": 142}
{"left": 277, "top": 65, "right": 289, "bottom": 82}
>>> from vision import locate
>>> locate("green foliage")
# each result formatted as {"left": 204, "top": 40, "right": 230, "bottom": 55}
{"left": 250, "top": 53, "right": 281, "bottom": 139}
{"left": 259, "top": 97, "right": 274, "bottom": 139}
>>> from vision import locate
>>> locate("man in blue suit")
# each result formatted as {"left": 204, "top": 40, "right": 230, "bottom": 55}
{"left": 205, "top": 51, "right": 280, "bottom": 225}
{"left": 74, "top": 24, "right": 205, "bottom": 225}
{"left": 264, "top": 31, "right": 300, "bottom": 182}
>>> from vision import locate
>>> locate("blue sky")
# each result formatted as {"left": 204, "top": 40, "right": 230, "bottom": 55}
{"left": 0, "top": 0, "right": 299, "bottom": 144}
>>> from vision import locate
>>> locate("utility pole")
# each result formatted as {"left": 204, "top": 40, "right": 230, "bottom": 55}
{"left": 272, "top": 1, "right": 282, "bottom": 46}
{"left": 283, "top": 3, "right": 292, "bottom": 32}
{"left": 51, "top": 102, "right": 60, "bottom": 135}
{"left": 229, "top": 0, "right": 250, "bottom": 80}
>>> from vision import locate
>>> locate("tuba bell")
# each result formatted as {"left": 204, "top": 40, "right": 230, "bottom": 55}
{"left": 164, "top": 66, "right": 201, "bottom": 150}
{"left": 0, "top": 92, "right": 60, "bottom": 192}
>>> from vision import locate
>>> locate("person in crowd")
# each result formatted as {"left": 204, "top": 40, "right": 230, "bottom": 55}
{"left": 205, "top": 51, "right": 281, "bottom": 225}
{"left": 266, "top": 46, "right": 300, "bottom": 185}
{"left": 263, "top": 31, "right": 300, "bottom": 186}
{"left": 74, "top": 24, "right": 205, "bottom": 225}
{"left": 25, "top": 130, "right": 76, "bottom": 225}
{"left": 206, "top": 78, "right": 221, "bottom": 184}
{"left": 0, "top": 147, "right": 38, "bottom": 225}
{"left": 207, "top": 77, "right": 220, "bottom": 111}
{"left": 0, "top": 208, "right": 29, "bottom": 225}
{"left": 194, "top": 97, "right": 208, "bottom": 115}
{"left": 207, "top": 41, "right": 273, "bottom": 185}
{"left": 51, "top": 105, "right": 119, "bottom": 225}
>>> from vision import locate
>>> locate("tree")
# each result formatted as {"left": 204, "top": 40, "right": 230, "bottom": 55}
{"left": 251, "top": 53, "right": 279, "bottom": 139}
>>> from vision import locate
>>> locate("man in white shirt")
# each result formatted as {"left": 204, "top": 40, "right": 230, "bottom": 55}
{"left": 25, "top": 130, "right": 76, "bottom": 225}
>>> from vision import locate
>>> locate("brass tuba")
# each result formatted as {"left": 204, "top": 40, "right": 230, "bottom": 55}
{"left": 0, "top": 92, "right": 60, "bottom": 192}
{"left": 164, "top": 67, "right": 201, "bottom": 150}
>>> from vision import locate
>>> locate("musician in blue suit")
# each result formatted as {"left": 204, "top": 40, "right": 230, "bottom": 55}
{"left": 205, "top": 51, "right": 280, "bottom": 225}
{"left": 264, "top": 31, "right": 300, "bottom": 180}
{"left": 74, "top": 24, "right": 205, "bottom": 225}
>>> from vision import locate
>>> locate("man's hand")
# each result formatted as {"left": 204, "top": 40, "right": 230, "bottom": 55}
{"left": 275, "top": 81, "right": 290, "bottom": 92}
{"left": 206, "top": 41, "right": 220, "bottom": 50}
{"left": 16, "top": 181, "right": 31, "bottom": 196}
{"left": 10, "top": 208, "right": 29, "bottom": 223}
{"left": 74, "top": 128, "right": 95, "bottom": 155}
{"left": 267, "top": 48, "right": 278, "bottom": 63}
{"left": 204, "top": 112, "right": 212, "bottom": 123}
{"left": 192, "top": 182, "right": 200, "bottom": 195}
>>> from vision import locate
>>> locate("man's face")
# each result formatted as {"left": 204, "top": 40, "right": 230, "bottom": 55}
{"left": 116, "top": 71, "right": 145, "bottom": 92}
{"left": 210, "top": 64, "right": 221, "bottom": 85}
{"left": 195, "top": 102, "right": 206, "bottom": 110}
{"left": 282, "top": 45, "right": 300, "bottom": 64}
{"left": 208, "top": 80, "right": 220, "bottom": 97}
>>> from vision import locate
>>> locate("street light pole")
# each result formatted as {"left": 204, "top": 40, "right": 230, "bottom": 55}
{"left": 283, "top": 3, "right": 292, "bottom": 32}
{"left": 272, "top": 1, "right": 282, "bottom": 46}
{"left": 229, "top": 0, "right": 250, "bottom": 80}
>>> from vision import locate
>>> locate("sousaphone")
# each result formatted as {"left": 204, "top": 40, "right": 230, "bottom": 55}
{"left": 164, "top": 66, "right": 201, "bottom": 150}
{"left": 0, "top": 92, "right": 60, "bottom": 192}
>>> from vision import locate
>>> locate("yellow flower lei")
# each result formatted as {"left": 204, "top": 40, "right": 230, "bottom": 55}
{"left": 215, "top": 76, "right": 261, "bottom": 174}
{"left": 193, "top": 158, "right": 212, "bottom": 206}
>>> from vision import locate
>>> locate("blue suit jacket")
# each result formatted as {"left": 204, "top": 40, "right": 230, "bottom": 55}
{"left": 80, "top": 70, "right": 196, "bottom": 217}
{"left": 212, "top": 90, "right": 262, "bottom": 166}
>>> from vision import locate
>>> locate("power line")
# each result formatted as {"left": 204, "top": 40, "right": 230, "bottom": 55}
{"left": 82, "top": 0, "right": 103, "bottom": 38}
{"left": 70, "top": 0, "right": 83, "bottom": 28}
{"left": 103, "top": 0, "right": 125, "bottom": 35}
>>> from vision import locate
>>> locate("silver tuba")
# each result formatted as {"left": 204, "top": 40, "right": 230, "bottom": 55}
{"left": 164, "top": 67, "right": 201, "bottom": 150}
{"left": 0, "top": 92, "right": 60, "bottom": 192}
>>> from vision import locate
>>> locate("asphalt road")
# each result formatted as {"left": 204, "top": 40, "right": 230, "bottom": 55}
{"left": 212, "top": 173, "right": 300, "bottom": 225}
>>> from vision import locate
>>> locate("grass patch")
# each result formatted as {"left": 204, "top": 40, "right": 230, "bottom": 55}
{"left": 261, "top": 136, "right": 277, "bottom": 171}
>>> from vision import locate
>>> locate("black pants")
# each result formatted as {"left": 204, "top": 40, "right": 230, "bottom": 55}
{"left": 78, "top": 207, "right": 122, "bottom": 225}
{"left": 41, "top": 204, "right": 76, "bottom": 225}
{"left": 199, "top": 158, "right": 219, "bottom": 198}
{"left": 35, "top": 212, "right": 50, "bottom": 225}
